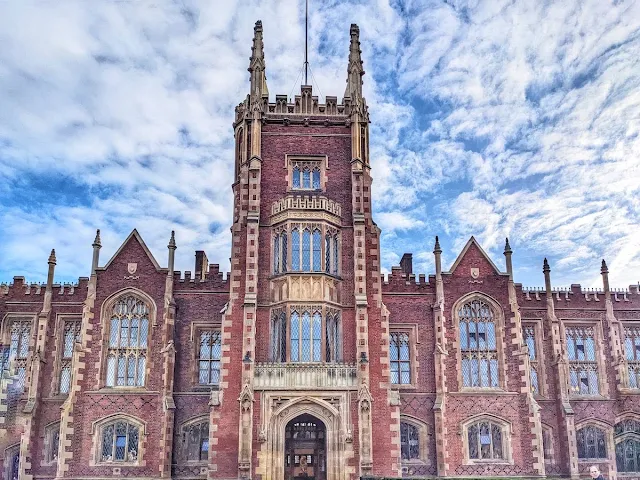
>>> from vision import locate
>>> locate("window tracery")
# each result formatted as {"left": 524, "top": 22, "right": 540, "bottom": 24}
{"left": 181, "top": 418, "right": 209, "bottom": 462}
{"left": 59, "top": 319, "right": 81, "bottom": 394}
{"left": 464, "top": 418, "right": 508, "bottom": 461}
{"left": 459, "top": 299, "right": 499, "bottom": 388}
{"left": 98, "top": 419, "right": 141, "bottom": 463}
{"left": 7, "top": 318, "right": 31, "bottom": 391}
{"left": 623, "top": 324, "right": 640, "bottom": 389}
{"left": 566, "top": 326, "right": 599, "bottom": 395}
{"left": 615, "top": 419, "right": 640, "bottom": 472}
{"left": 576, "top": 425, "right": 607, "bottom": 459}
{"left": 273, "top": 223, "right": 339, "bottom": 275}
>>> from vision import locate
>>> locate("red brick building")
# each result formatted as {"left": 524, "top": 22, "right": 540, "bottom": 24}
{"left": 1, "top": 20, "right": 640, "bottom": 480}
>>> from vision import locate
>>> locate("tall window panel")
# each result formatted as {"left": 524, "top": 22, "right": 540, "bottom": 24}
{"left": 459, "top": 300, "right": 498, "bottom": 388}
{"left": 325, "top": 312, "right": 340, "bottom": 362}
{"left": 9, "top": 319, "right": 31, "bottom": 391}
{"left": 45, "top": 422, "right": 61, "bottom": 463}
{"left": 281, "top": 232, "right": 287, "bottom": 273}
{"left": 291, "top": 229, "right": 300, "bottom": 271}
{"left": 566, "top": 326, "right": 599, "bottom": 395}
{"left": 524, "top": 325, "right": 540, "bottom": 395}
{"left": 302, "top": 229, "right": 311, "bottom": 271}
{"left": 100, "top": 420, "right": 140, "bottom": 463}
{"left": 332, "top": 235, "right": 338, "bottom": 275}
{"left": 274, "top": 234, "right": 280, "bottom": 274}
{"left": 400, "top": 422, "right": 420, "bottom": 461}
{"left": 467, "top": 420, "right": 505, "bottom": 460}
{"left": 312, "top": 229, "right": 322, "bottom": 271}
{"left": 325, "top": 233, "right": 331, "bottom": 274}
{"left": 624, "top": 325, "right": 640, "bottom": 389}
{"left": 290, "top": 309, "right": 322, "bottom": 362}
{"left": 615, "top": 419, "right": 640, "bottom": 473}
{"left": 105, "top": 296, "right": 149, "bottom": 388}
{"left": 59, "top": 319, "right": 81, "bottom": 394}
{"left": 198, "top": 330, "right": 221, "bottom": 385}
{"left": 577, "top": 425, "right": 607, "bottom": 459}
{"left": 182, "top": 420, "right": 209, "bottom": 462}
{"left": 271, "top": 312, "right": 287, "bottom": 363}
{"left": 390, "top": 332, "right": 411, "bottom": 385}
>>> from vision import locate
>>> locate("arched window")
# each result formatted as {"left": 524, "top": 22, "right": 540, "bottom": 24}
{"left": 99, "top": 419, "right": 141, "bottom": 463}
{"left": 326, "top": 312, "right": 340, "bottom": 362}
{"left": 45, "top": 422, "right": 61, "bottom": 464}
{"left": 274, "top": 234, "right": 280, "bottom": 274}
{"left": 302, "top": 229, "right": 311, "bottom": 271}
{"left": 615, "top": 419, "right": 640, "bottom": 472}
{"left": 272, "top": 312, "right": 287, "bottom": 363}
{"left": 577, "top": 425, "right": 607, "bottom": 459}
{"left": 181, "top": 419, "right": 209, "bottom": 462}
{"left": 312, "top": 229, "right": 322, "bottom": 271}
{"left": 106, "top": 296, "right": 149, "bottom": 388}
{"left": 459, "top": 299, "right": 498, "bottom": 388}
{"left": 292, "top": 166, "right": 301, "bottom": 188}
{"left": 466, "top": 418, "right": 506, "bottom": 460}
{"left": 400, "top": 421, "right": 420, "bottom": 461}
{"left": 312, "top": 167, "right": 321, "bottom": 189}
{"left": 8, "top": 318, "right": 31, "bottom": 391}
{"left": 5, "top": 444, "right": 19, "bottom": 480}
{"left": 290, "top": 309, "right": 322, "bottom": 362}
{"left": 291, "top": 229, "right": 300, "bottom": 271}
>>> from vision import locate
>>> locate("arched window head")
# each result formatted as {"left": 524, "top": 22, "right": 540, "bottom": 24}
{"left": 615, "top": 419, "right": 640, "bottom": 472}
{"left": 45, "top": 422, "right": 61, "bottom": 464}
{"left": 577, "top": 425, "right": 607, "bottom": 459}
{"left": 181, "top": 419, "right": 209, "bottom": 462}
{"left": 291, "top": 229, "right": 301, "bottom": 271}
{"left": 465, "top": 418, "right": 507, "bottom": 461}
{"left": 400, "top": 421, "right": 420, "bottom": 461}
{"left": 5, "top": 444, "right": 20, "bottom": 480}
{"left": 459, "top": 298, "right": 498, "bottom": 388}
{"left": 99, "top": 419, "right": 141, "bottom": 463}
{"left": 106, "top": 295, "right": 149, "bottom": 388}
{"left": 302, "top": 167, "right": 311, "bottom": 189}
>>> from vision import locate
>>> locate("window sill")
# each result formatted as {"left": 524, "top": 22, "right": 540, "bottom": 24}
{"left": 91, "top": 387, "right": 157, "bottom": 394}
{"left": 455, "top": 388, "right": 516, "bottom": 395}
{"left": 96, "top": 461, "right": 140, "bottom": 467}
{"left": 269, "top": 272, "right": 342, "bottom": 281}
{"left": 569, "top": 395, "right": 609, "bottom": 400}
{"left": 464, "top": 459, "right": 512, "bottom": 465}
{"left": 401, "top": 459, "right": 429, "bottom": 465}
{"left": 391, "top": 384, "right": 417, "bottom": 390}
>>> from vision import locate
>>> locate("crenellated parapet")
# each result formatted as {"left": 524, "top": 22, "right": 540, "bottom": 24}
{"left": 517, "top": 283, "right": 640, "bottom": 307}
{"left": 172, "top": 266, "right": 230, "bottom": 291}
{"left": 380, "top": 268, "right": 433, "bottom": 293}
{"left": 0, "top": 276, "right": 89, "bottom": 300}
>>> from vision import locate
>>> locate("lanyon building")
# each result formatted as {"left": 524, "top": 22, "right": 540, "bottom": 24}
{"left": 1, "top": 20, "right": 640, "bottom": 480}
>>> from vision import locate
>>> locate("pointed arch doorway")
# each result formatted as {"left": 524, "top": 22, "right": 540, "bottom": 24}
{"left": 285, "top": 414, "right": 326, "bottom": 480}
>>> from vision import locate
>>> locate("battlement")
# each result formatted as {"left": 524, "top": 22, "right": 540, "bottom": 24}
{"left": 0, "top": 276, "right": 89, "bottom": 299}
{"left": 380, "top": 266, "right": 433, "bottom": 293}
{"left": 517, "top": 283, "right": 640, "bottom": 306}
{"left": 173, "top": 264, "right": 230, "bottom": 290}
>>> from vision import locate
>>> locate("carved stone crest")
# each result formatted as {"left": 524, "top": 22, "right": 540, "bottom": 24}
{"left": 470, "top": 267, "right": 479, "bottom": 279}
{"left": 128, "top": 263, "right": 138, "bottom": 274}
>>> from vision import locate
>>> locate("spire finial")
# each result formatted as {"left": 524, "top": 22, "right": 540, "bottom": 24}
{"left": 344, "top": 23, "right": 364, "bottom": 101}
{"left": 248, "top": 20, "right": 268, "bottom": 101}
{"left": 543, "top": 258, "right": 550, "bottom": 274}
{"left": 92, "top": 229, "right": 102, "bottom": 248}
{"left": 504, "top": 237, "right": 512, "bottom": 254}
{"left": 48, "top": 249, "right": 56, "bottom": 265}
{"left": 433, "top": 236, "right": 442, "bottom": 254}
{"left": 304, "top": 0, "right": 309, "bottom": 85}
{"left": 168, "top": 230, "right": 176, "bottom": 249}
{"left": 601, "top": 259, "right": 608, "bottom": 274}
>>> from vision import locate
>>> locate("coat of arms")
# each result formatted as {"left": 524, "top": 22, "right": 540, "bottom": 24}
{"left": 470, "top": 267, "right": 479, "bottom": 279}
{"left": 127, "top": 263, "right": 138, "bottom": 275}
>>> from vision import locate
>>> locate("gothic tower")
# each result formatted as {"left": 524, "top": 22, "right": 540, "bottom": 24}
{"left": 210, "top": 21, "right": 401, "bottom": 480}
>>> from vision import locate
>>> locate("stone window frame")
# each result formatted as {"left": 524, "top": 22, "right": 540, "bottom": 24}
{"left": 90, "top": 414, "right": 147, "bottom": 467}
{"left": 389, "top": 324, "right": 419, "bottom": 389}
{"left": 98, "top": 288, "right": 157, "bottom": 391}
{"left": 399, "top": 414, "right": 430, "bottom": 466}
{"left": 190, "top": 322, "right": 222, "bottom": 389}
{"left": 0, "top": 313, "right": 36, "bottom": 393}
{"left": 49, "top": 314, "right": 82, "bottom": 397}
{"left": 4, "top": 443, "right": 20, "bottom": 480}
{"left": 41, "top": 421, "right": 60, "bottom": 466}
{"left": 461, "top": 414, "right": 513, "bottom": 465}
{"left": 269, "top": 304, "right": 342, "bottom": 363}
{"left": 561, "top": 319, "right": 608, "bottom": 398}
{"left": 273, "top": 222, "right": 341, "bottom": 276}
{"left": 541, "top": 424, "right": 555, "bottom": 465}
{"left": 523, "top": 319, "right": 547, "bottom": 397}
{"left": 575, "top": 420, "right": 613, "bottom": 463}
{"left": 619, "top": 321, "right": 640, "bottom": 392}
{"left": 452, "top": 293, "right": 507, "bottom": 391}
{"left": 178, "top": 415, "right": 210, "bottom": 465}
{"left": 614, "top": 414, "right": 640, "bottom": 475}
{"left": 285, "top": 154, "right": 329, "bottom": 192}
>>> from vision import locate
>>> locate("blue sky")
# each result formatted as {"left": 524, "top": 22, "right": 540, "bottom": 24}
{"left": 1, "top": 0, "right": 639, "bottom": 289}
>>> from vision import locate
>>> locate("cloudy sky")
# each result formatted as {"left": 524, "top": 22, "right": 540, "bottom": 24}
{"left": 1, "top": 0, "right": 639, "bottom": 290}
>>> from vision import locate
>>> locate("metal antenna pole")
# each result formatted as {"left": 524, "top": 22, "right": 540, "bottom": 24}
{"left": 304, "top": 0, "right": 309, "bottom": 85}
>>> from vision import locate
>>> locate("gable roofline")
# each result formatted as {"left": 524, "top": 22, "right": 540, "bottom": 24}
{"left": 98, "top": 229, "right": 165, "bottom": 272}
{"left": 445, "top": 236, "right": 507, "bottom": 276}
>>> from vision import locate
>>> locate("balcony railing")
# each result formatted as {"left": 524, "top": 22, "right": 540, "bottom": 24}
{"left": 254, "top": 362, "right": 358, "bottom": 390}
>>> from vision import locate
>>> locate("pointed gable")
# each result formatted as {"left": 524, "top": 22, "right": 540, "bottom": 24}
{"left": 447, "top": 236, "right": 506, "bottom": 277}
{"left": 100, "top": 229, "right": 164, "bottom": 273}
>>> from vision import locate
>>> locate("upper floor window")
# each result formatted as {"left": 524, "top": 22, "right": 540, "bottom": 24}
{"left": 524, "top": 324, "right": 540, "bottom": 394}
{"left": 99, "top": 418, "right": 141, "bottom": 463}
{"left": 292, "top": 161, "right": 321, "bottom": 190}
{"left": 623, "top": 324, "right": 640, "bottom": 389}
{"left": 271, "top": 312, "right": 287, "bottom": 363}
{"left": 615, "top": 419, "right": 640, "bottom": 473}
{"left": 390, "top": 332, "right": 411, "bottom": 385}
{"left": 459, "top": 299, "right": 498, "bottom": 388}
{"left": 180, "top": 419, "right": 209, "bottom": 462}
{"left": 465, "top": 418, "right": 507, "bottom": 461}
{"left": 275, "top": 225, "right": 340, "bottom": 275}
{"left": 577, "top": 425, "right": 607, "bottom": 459}
{"left": 59, "top": 319, "right": 81, "bottom": 395}
{"left": 198, "top": 330, "right": 221, "bottom": 385}
{"left": 8, "top": 318, "right": 31, "bottom": 391}
{"left": 45, "top": 422, "right": 60, "bottom": 464}
{"left": 106, "top": 296, "right": 149, "bottom": 388}
{"left": 566, "top": 326, "right": 599, "bottom": 395}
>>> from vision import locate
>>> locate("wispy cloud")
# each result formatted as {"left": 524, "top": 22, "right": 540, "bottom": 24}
{"left": 0, "top": 0, "right": 639, "bottom": 290}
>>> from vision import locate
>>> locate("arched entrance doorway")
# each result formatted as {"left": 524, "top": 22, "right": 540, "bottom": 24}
{"left": 285, "top": 414, "right": 326, "bottom": 480}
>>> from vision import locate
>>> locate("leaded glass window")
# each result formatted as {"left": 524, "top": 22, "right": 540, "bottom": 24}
{"left": 325, "top": 233, "right": 331, "bottom": 273}
{"left": 9, "top": 319, "right": 31, "bottom": 391}
{"left": 105, "top": 296, "right": 149, "bottom": 388}
{"left": 302, "top": 229, "right": 311, "bottom": 271}
{"left": 326, "top": 313, "right": 340, "bottom": 362}
{"left": 274, "top": 234, "right": 280, "bottom": 274}
{"left": 281, "top": 232, "right": 287, "bottom": 273}
{"left": 467, "top": 420, "right": 504, "bottom": 460}
{"left": 100, "top": 420, "right": 140, "bottom": 463}
{"left": 272, "top": 312, "right": 287, "bottom": 363}
{"left": 59, "top": 319, "right": 81, "bottom": 394}
{"left": 312, "top": 168, "right": 320, "bottom": 189}
{"left": 302, "top": 168, "right": 311, "bottom": 189}
{"left": 182, "top": 420, "right": 209, "bottom": 462}
{"left": 566, "top": 326, "right": 599, "bottom": 395}
{"left": 292, "top": 166, "right": 301, "bottom": 188}
{"left": 524, "top": 325, "right": 540, "bottom": 395}
{"left": 577, "top": 425, "right": 607, "bottom": 459}
{"left": 6, "top": 445, "right": 19, "bottom": 480}
{"left": 615, "top": 420, "right": 640, "bottom": 472}
{"left": 624, "top": 325, "right": 640, "bottom": 389}
{"left": 312, "top": 229, "right": 321, "bottom": 271}
{"left": 333, "top": 235, "right": 338, "bottom": 275}
{"left": 400, "top": 422, "right": 420, "bottom": 461}
{"left": 198, "top": 330, "right": 221, "bottom": 385}
{"left": 460, "top": 300, "right": 498, "bottom": 388}
{"left": 290, "top": 309, "right": 322, "bottom": 362}
{"left": 390, "top": 332, "right": 411, "bottom": 384}
{"left": 46, "top": 422, "right": 61, "bottom": 463}
{"left": 292, "top": 229, "right": 300, "bottom": 271}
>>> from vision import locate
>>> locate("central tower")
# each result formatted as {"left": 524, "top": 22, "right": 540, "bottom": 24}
{"left": 210, "top": 21, "right": 401, "bottom": 480}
